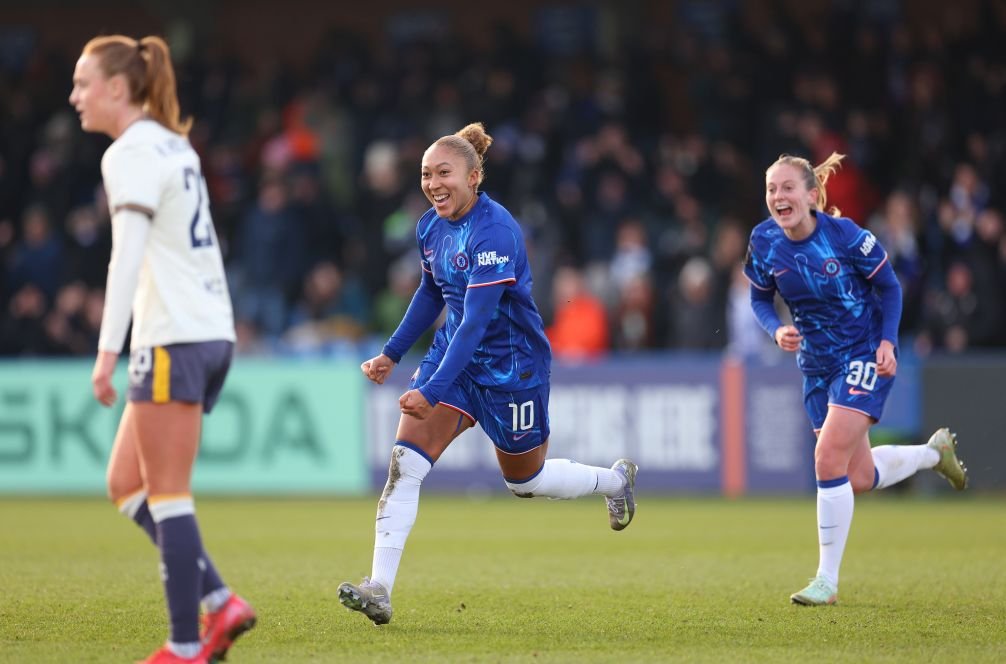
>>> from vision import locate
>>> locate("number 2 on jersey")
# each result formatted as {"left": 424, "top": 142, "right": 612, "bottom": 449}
{"left": 183, "top": 166, "right": 214, "bottom": 248}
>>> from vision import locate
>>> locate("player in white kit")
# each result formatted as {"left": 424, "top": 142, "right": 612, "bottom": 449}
{"left": 70, "top": 35, "right": 254, "bottom": 664}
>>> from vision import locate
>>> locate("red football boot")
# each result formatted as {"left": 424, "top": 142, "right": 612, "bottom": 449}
{"left": 200, "top": 594, "right": 257, "bottom": 662}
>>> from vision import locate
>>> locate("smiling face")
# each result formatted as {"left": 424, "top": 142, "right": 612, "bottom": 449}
{"left": 69, "top": 54, "right": 120, "bottom": 136}
{"left": 421, "top": 143, "right": 479, "bottom": 220}
{"left": 765, "top": 162, "right": 818, "bottom": 239}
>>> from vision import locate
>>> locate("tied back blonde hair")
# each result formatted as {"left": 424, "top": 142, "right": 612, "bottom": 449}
{"left": 769, "top": 152, "right": 845, "bottom": 216}
{"left": 430, "top": 122, "right": 494, "bottom": 189}
{"left": 81, "top": 35, "right": 191, "bottom": 136}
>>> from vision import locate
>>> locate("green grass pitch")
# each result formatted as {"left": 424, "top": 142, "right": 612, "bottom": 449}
{"left": 2, "top": 495, "right": 1004, "bottom": 662}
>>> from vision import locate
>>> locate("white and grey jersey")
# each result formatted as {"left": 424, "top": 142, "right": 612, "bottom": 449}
{"left": 100, "top": 120, "right": 234, "bottom": 349}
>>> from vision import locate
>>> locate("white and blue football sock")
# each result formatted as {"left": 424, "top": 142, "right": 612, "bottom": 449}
{"left": 372, "top": 444, "right": 433, "bottom": 595}
{"left": 871, "top": 444, "right": 940, "bottom": 490}
{"left": 815, "top": 476, "right": 854, "bottom": 587}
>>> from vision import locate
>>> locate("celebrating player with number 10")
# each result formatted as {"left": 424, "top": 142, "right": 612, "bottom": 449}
{"left": 745, "top": 153, "right": 969, "bottom": 607}
{"left": 70, "top": 35, "right": 255, "bottom": 663}
{"left": 339, "top": 122, "right": 638, "bottom": 626}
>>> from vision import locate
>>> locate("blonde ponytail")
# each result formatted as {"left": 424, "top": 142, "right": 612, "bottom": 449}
{"left": 769, "top": 152, "right": 846, "bottom": 216}
{"left": 82, "top": 34, "right": 191, "bottom": 136}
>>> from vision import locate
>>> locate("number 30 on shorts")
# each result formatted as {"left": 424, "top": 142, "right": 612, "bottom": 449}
{"left": 845, "top": 360, "right": 877, "bottom": 391}
{"left": 509, "top": 400, "right": 534, "bottom": 432}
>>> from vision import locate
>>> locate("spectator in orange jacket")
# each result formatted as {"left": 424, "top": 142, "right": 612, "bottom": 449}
{"left": 546, "top": 265, "right": 609, "bottom": 360}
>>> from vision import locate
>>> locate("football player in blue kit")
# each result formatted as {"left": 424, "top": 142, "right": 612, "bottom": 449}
{"left": 338, "top": 123, "right": 638, "bottom": 625}
{"left": 745, "top": 153, "right": 968, "bottom": 606}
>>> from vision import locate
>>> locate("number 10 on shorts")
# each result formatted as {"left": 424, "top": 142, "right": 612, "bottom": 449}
{"left": 509, "top": 400, "right": 534, "bottom": 432}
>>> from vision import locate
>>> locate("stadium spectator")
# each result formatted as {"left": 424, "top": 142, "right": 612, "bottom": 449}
{"left": 667, "top": 256, "right": 725, "bottom": 350}
{"left": 6, "top": 203, "right": 64, "bottom": 301}
{"left": 69, "top": 34, "right": 255, "bottom": 663}
{"left": 611, "top": 271, "right": 657, "bottom": 351}
{"left": 745, "top": 152, "right": 968, "bottom": 607}
{"left": 283, "top": 260, "right": 370, "bottom": 352}
{"left": 338, "top": 123, "right": 638, "bottom": 626}
{"left": 42, "top": 280, "right": 94, "bottom": 355}
{"left": 867, "top": 191, "right": 926, "bottom": 335}
{"left": 371, "top": 252, "right": 433, "bottom": 344}
{"left": 229, "top": 174, "right": 307, "bottom": 337}
{"left": 62, "top": 202, "right": 112, "bottom": 288}
{"left": 1, "top": 5, "right": 1005, "bottom": 356}
{"left": 918, "top": 259, "right": 1003, "bottom": 353}
{"left": 0, "top": 284, "right": 49, "bottom": 355}
{"left": 545, "top": 264, "right": 609, "bottom": 361}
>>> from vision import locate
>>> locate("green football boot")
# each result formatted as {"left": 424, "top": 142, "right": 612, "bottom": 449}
{"left": 926, "top": 428, "right": 968, "bottom": 491}
{"left": 790, "top": 576, "right": 838, "bottom": 606}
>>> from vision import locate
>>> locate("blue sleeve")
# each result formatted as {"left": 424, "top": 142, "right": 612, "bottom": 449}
{"left": 417, "top": 282, "right": 506, "bottom": 406}
{"left": 869, "top": 260, "right": 902, "bottom": 346}
{"left": 750, "top": 284, "right": 783, "bottom": 341}
{"left": 382, "top": 268, "right": 445, "bottom": 362}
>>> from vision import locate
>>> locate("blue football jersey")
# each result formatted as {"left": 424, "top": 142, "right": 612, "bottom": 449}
{"left": 417, "top": 192, "right": 551, "bottom": 389}
{"left": 744, "top": 210, "right": 890, "bottom": 375}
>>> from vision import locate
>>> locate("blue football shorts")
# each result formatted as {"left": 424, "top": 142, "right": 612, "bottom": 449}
{"left": 410, "top": 358, "right": 551, "bottom": 454}
{"left": 802, "top": 353, "right": 895, "bottom": 431}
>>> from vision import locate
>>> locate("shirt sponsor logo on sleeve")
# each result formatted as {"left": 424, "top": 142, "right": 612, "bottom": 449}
{"left": 476, "top": 250, "right": 510, "bottom": 266}
{"left": 859, "top": 233, "right": 877, "bottom": 256}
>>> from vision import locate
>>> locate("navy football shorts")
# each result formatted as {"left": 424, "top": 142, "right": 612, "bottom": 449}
{"left": 127, "top": 340, "right": 233, "bottom": 413}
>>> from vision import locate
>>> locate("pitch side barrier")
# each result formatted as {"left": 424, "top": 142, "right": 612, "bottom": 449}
{"left": 6, "top": 351, "right": 978, "bottom": 495}
{"left": 0, "top": 359, "right": 367, "bottom": 495}
{"left": 369, "top": 352, "right": 924, "bottom": 496}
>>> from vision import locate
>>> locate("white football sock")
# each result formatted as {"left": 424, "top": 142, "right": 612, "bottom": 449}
{"left": 371, "top": 445, "right": 432, "bottom": 595}
{"left": 815, "top": 478, "right": 854, "bottom": 587}
{"left": 201, "top": 587, "right": 232, "bottom": 613}
{"left": 371, "top": 547, "right": 403, "bottom": 596}
{"left": 871, "top": 445, "right": 940, "bottom": 490}
{"left": 504, "top": 459, "right": 620, "bottom": 499}
{"left": 593, "top": 466, "right": 626, "bottom": 496}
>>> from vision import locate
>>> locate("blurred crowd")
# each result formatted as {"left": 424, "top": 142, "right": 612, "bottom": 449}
{"left": 2, "top": 1, "right": 1005, "bottom": 360}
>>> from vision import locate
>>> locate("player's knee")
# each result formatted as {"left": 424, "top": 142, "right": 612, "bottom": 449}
{"left": 106, "top": 478, "right": 137, "bottom": 504}
{"left": 849, "top": 465, "right": 876, "bottom": 494}
{"left": 814, "top": 447, "right": 846, "bottom": 478}
{"left": 504, "top": 466, "right": 546, "bottom": 498}
{"left": 504, "top": 475, "right": 540, "bottom": 498}
{"left": 506, "top": 483, "right": 536, "bottom": 498}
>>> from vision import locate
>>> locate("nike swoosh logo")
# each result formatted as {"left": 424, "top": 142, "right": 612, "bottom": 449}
{"left": 773, "top": 268, "right": 790, "bottom": 277}
{"left": 820, "top": 525, "right": 838, "bottom": 529}
{"left": 616, "top": 508, "right": 631, "bottom": 527}
{"left": 513, "top": 432, "right": 530, "bottom": 441}
{"left": 848, "top": 388, "right": 869, "bottom": 396}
